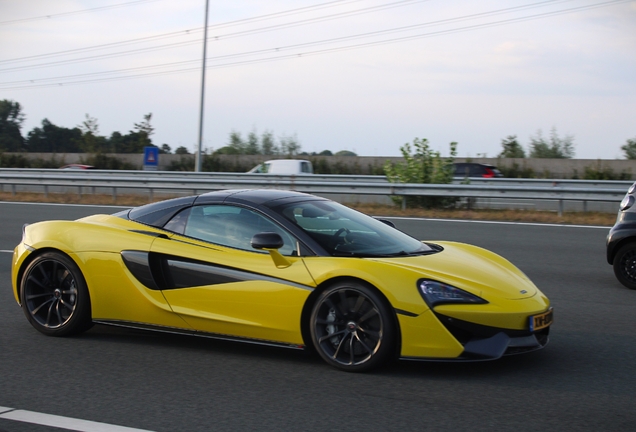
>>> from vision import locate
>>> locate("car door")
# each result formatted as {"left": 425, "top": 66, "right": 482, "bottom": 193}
{"left": 150, "top": 204, "right": 316, "bottom": 346}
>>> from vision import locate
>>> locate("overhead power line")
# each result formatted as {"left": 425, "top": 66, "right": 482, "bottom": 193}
{"left": 0, "top": 0, "right": 165, "bottom": 26}
{"left": 0, "top": 0, "right": 368, "bottom": 65}
{"left": 0, "top": 0, "right": 429, "bottom": 71}
{"left": 0, "top": 0, "right": 630, "bottom": 90}
{"left": 0, "top": 0, "right": 581, "bottom": 83}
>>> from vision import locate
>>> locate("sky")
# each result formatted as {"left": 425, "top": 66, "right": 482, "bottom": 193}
{"left": 1, "top": 0, "right": 635, "bottom": 159}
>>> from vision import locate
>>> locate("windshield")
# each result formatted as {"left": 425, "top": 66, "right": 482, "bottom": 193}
{"left": 273, "top": 200, "right": 433, "bottom": 257}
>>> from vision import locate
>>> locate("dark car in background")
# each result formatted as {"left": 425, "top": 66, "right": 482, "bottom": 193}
{"left": 453, "top": 163, "right": 503, "bottom": 178}
{"left": 607, "top": 181, "right": 636, "bottom": 289}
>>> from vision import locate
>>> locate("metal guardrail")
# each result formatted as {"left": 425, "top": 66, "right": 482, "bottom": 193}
{"left": 2, "top": 168, "right": 632, "bottom": 188}
{"left": 0, "top": 169, "right": 629, "bottom": 215}
{"left": 0, "top": 168, "right": 389, "bottom": 183}
{"left": 1, "top": 168, "right": 632, "bottom": 188}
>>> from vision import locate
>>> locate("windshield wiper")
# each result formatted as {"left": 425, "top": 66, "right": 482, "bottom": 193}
{"left": 331, "top": 248, "right": 435, "bottom": 258}
{"left": 332, "top": 251, "right": 370, "bottom": 257}
{"left": 380, "top": 249, "right": 434, "bottom": 257}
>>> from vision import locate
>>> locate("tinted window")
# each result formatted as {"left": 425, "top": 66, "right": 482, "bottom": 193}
{"left": 274, "top": 200, "right": 432, "bottom": 257}
{"left": 301, "top": 161, "right": 312, "bottom": 173}
{"left": 454, "top": 163, "right": 470, "bottom": 177}
{"left": 163, "top": 208, "right": 191, "bottom": 234}
{"left": 470, "top": 165, "right": 484, "bottom": 176}
{"left": 129, "top": 196, "right": 197, "bottom": 227}
{"left": 182, "top": 205, "right": 297, "bottom": 255}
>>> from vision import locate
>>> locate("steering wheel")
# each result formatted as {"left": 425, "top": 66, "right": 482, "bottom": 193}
{"left": 330, "top": 227, "right": 351, "bottom": 250}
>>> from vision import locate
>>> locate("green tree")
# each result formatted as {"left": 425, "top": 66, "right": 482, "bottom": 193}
{"left": 133, "top": 113, "right": 154, "bottom": 149}
{"left": 261, "top": 130, "right": 278, "bottom": 155}
{"left": 384, "top": 138, "right": 457, "bottom": 208}
{"left": 175, "top": 146, "right": 190, "bottom": 155}
{"left": 78, "top": 114, "right": 107, "bottom": 153}
{"left": 621, "top": 138, "right": 636, "bottom": 160}
{"left": 335, "top": 150, "right": 357, "bottom": 156}
{"left": 0, "top": 99, "right": 26, "bottom": 152}
{"left": 25, "top": 119, "right": 82, "bottom": 153}
{"left": 109, "top": 131, "right": 146, "bottom": 153}
{"left": 529, "top": 128, "right": 575, "bottom": 158}
{"left": 245, "top": 130, "right": 260, "bottom": 155}
{"left": 108, "top": 131, "right": 124, "bottom": 153}
{"left": 227, "top": 131, "right": 246, "bottom": 154}
{"left": 160, "top": 144, "right": 172, "bottom": 154}
{"left": 280, "top": 134, "right": 301, "bottom": 157}
{"left": 498, "top": 135, "right": 525, "bottom": 158}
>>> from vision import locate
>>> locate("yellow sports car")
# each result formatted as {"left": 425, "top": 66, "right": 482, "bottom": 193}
{"left": 11, "top": 189, "right": 553, "bottom": 372}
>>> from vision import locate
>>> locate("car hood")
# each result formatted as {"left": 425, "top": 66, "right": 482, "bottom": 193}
{"left": 370, "top": 241, "right": 537, "bottom": 300}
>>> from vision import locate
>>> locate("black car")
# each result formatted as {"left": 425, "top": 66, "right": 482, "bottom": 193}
{"left": 453, "top": 163, "right": 503, "bottom": 178}
{"left": 606, "top": 181, "right": 636, "bottom": 289}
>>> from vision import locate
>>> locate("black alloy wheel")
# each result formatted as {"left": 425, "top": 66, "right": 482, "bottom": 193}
{"left": 20, "top": 252, "right": 93, "bottom": 336}
{"left": 613, "top": 243, "right": 636, "bottom": 290}
{"left": 310, "top": 281, "right": 396, "bottom": 372}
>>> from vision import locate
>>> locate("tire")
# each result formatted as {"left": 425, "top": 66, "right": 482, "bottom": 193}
{"left": 309, "top": 281, "right": 396, "bottom": 372}
{"left": 20, "top": 251, "right": 93, "bottom": 336}
{"left": 613, "top": 243, "right": 636, "bottom": 290}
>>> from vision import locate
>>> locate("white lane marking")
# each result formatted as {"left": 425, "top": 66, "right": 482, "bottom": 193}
{"left": 0, "top": 407, "right": 154, "bottom": 431}
{"left": 0, "top": 250, "right": 14, "bottom": 253}
{"left": 380, "top": 216, "right": 611, "bottom": 230}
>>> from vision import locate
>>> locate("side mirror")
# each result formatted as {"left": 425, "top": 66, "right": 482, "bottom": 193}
{"left": 377, "top": 219, "right": 396, "bottom": 228}
{"left": 251, "top": 232, "right": 284, "bottom": 250}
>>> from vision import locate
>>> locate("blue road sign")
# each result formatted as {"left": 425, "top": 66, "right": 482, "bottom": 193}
{"left": 143, "top": 146, "right": 159, "bottom": 170}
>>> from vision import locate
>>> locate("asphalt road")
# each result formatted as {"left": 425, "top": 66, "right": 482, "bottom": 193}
{"left": 0, "top": 203, "right": 634, "bottom": 431}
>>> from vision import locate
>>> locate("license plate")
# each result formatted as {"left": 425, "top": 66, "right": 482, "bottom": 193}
{"left": 529, "top": 308, "right": 553, "bottom": 331}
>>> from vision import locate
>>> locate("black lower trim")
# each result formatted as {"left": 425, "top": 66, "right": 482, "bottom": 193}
{"left": 400, "top": 333, "right": 549, "bottom": 362}
{"left": 434, "top": 312, "right": 547, "bottom": 343}
{"left": 93, "top": 320, "right": 305, "bottom": 350}
{"left": 430, "top": 311, "right": 550, "bottom": 360}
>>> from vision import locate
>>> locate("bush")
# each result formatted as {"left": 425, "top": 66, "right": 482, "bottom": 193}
{"left": 166, "top": 156, "right": 194, "bottom": 171}
{"left": 384, "top": 138, "right": 457, "bottom": 208}
{"left": 0, "top": 153, "right": 62, "bottom": 168}
{"left": 81, "top": 153, "right": 137, "bottom": 170}
{"left": 582, "top": 165, "right": 631, "bottom": 181}
{"left": 202, "top": 154, "right": 252, "bottom": 172}
{"left": 497, "top": 162, "right": 535, "bottom": 178}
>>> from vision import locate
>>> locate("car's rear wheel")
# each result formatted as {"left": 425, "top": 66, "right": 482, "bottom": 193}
{"left": 20, "top": 251, "right": 93, "bottom": 336}
{"left": 309, "top": 281, "right": 396, "bottom": 372}
{"left": 613, "top": 243, "right": 636, "bottom": 290}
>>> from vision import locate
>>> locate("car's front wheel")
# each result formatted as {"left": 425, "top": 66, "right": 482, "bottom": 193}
{"left": 20, "top": 251, "right": 93, "bottom": 336}
{"left": 309, "top": 281, "right": 396, "bottom": 372}
{"left": 613, "top": 243, "right": 636, "bottom": 290}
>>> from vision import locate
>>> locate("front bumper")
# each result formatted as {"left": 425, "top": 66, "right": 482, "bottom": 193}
{"left": 433, "top": 312, "right": 550, "bottom": 360}
{"left": 397, "top": 306, "right": 552, "bottom": 361}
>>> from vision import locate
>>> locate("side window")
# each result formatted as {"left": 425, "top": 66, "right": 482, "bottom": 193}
{"left": 183, "top": 205, "right": 297, "bottom": 255}
{"left": 163, "top": 208, "right": 191, "bottom": 234}
{"left": 455, "top": 164, "right": 468, "bottom": 177}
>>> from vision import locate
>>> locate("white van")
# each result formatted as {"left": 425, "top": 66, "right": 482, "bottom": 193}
{"left": 248, "top": 159, "right": 313, "bottom": 175}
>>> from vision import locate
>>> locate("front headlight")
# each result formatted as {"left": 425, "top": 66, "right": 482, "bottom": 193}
{"left": 418, "top": 279, "right": 488, "bottom": 307}
{"left": 620, "top": 195, "right": 635, "bottom": 211}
